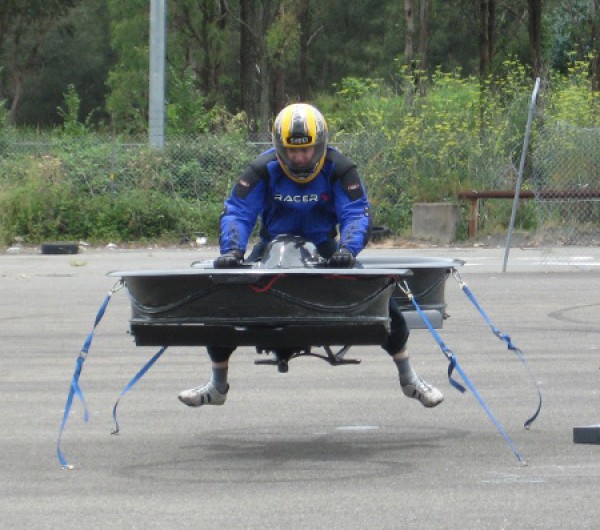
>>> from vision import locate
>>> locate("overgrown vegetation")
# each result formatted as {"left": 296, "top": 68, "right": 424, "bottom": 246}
{"left": 0, "top": 60, "right": 598, "bottom": 246}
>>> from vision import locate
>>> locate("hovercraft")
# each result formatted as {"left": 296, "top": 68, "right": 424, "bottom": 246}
{"left": 59, "top": 236, "right": 541, "bottom": 468}
{"left": 107, "top": 235, "right": 462, "bottom": 369}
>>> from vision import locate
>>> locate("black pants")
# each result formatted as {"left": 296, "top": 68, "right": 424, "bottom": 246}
{"left": 207, "top": 298, "right": 410, "bottom": 363}
{"left": 383, "top": 298, "right": 410, "bottom": 355}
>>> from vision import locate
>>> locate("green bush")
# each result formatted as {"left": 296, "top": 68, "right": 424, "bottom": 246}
{"left": 0, "top": 134, "right": 249, "bottom": 245}
{"left": 316, "top": 64, "right": 532, "bottom": 232}
{"left": 2, "top": 57, "right": 599, "bottom": 246}
{"left": 0, "top": 156, "right": 78, "bottom": 242}
{"left": 83, "top": 190, "right": 222, "bottom": 242}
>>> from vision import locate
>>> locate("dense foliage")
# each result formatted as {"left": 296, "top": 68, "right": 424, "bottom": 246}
{"left": 1, "top": 0, "right": 599, "bottom": 130}
{"left": 0, "top": 132, "right": 250, "bottom": 244}
{"left": 1, "top": 0, "right": 599, "bottom": 245}
{"left": 1, "top": 59, "right": 598, "bottom": 245}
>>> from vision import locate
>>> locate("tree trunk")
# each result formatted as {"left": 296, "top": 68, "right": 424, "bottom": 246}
{"left": 272, "top": 61, "right": 285, "bottom": 114}
{"left": 298, "top": 2, "right": 310, "bottom": 101}
{"left": 479, "top": 0, "right": 496, "bottom": 136}
{"left": 8, "top": 73, "right": 23, "bottom": 125}
{"left": 7, "top": 15, "right": 44, "bottom": 125}
{"left": 404, "top": 0, "right": 414, "bottom": 66}
{"left": 417, "top": 0, "right": 429, "bottom": 70}
{"left": 239, "top": 0, "right": 259, "bottom": 130}
{"left": 270, "top": 3, "right": 286, "bottom": 118}
{"left": 528, "top": 0, "right": 543, "bottom": 79}
{"left": 480, "top": 0, "right": 491, "bottom": 77}
{"left": 200, "top": 1, "right": 213, "bottom": 95}
{"left": 257, "top": 1, "right": 271, "bottom": 131}
{"left": 489, "top": 0, "right": 496, "bottom": 65}
{"left": 214, "top": 0, "right": 226, "bottom": 90}
{"left": 591, "top": 0, "right": 600, "bottom": 91}
{"left": 258, "top": 43, "right": 271, "bottom": 132}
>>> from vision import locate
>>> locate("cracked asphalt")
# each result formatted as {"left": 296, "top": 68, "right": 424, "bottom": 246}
{"left": 1, "top": 244, "right": 599, "bottom": 529}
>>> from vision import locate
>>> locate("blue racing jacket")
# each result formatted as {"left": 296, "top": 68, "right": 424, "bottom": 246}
{"left": 219, "top": 147, "right": 371, "bottom": 257}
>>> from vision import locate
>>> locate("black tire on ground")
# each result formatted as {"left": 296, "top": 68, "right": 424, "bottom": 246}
{"left": 41, "top": 242, "right": 80, "bottom": 255}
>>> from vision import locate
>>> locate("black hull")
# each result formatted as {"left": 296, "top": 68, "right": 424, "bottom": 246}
{"left": 359, "top": 256, "right": 462, "bottom": 328}
{"left": 130, "top": 320, "right": 391, "bottom": 348}
{"left": 108, "top": 256, "right": 462, "bottom": 348}
{"left": 115, "top": 269, "right": 401, "bottom": 347}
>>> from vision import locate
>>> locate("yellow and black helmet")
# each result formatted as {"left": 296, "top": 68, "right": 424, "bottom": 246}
{"left": 272, "top": 103, "right": 329, "bottom": 183}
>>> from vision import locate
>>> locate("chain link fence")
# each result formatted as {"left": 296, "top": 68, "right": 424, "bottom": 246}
{"left": 2, "top": 129, "right": 402, "bottom": 217}
{"left": 528, "top": 121, "right": 600, "bottom": 265}
{"left": 3, "top": 122, "right": 600, "bottom": 264}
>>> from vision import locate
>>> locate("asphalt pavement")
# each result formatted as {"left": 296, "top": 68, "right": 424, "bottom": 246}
{"left": 1, "top": 243, "right": 599, "bottom": 529}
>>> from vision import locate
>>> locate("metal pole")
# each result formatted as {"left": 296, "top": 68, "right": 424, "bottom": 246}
{"left": 502, "top": 77, "right": 541, "bottom": 272}
{"left": 149, "top": 0, "right": 166, "bottom": 148}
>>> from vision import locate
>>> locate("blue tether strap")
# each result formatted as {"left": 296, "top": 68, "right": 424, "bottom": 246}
{"left": 111, "top": 346, "right": 168, "bottom": 435}
{"left": 57, "top": 280, "right": 124, "bottom": 469}
{"left": 397, "top": 280, "right": 527, "bottom": 465}
{"left": 452, "top": 270, "right": 542, "bottom": 429}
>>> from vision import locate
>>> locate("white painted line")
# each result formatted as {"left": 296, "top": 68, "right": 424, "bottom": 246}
{"left": 336, "top": 425, "right": 381, "bottom": 431}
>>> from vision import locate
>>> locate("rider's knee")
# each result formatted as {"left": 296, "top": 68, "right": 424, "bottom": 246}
{"left": 207, "top": 346, "right": 235, "bottom": 363}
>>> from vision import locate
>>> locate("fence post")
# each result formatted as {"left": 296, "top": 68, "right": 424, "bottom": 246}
{"left": 502, "top": 77, "right": 541, "bottom": 272}
{"left": 149, "top": 0, "right": 166, "bottom": 149}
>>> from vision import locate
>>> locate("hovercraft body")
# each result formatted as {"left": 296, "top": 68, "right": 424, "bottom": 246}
{"left": 108, "top": 236, "right": 462, "bottom": 350}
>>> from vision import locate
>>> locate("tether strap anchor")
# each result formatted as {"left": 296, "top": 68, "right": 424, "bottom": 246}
{"left": 56, "top": 280, "right": 124, "bottom": 469}
{"left": 397, "top": 280, "right": 527, "bottom": 465}
{"left": 452, "top": 270, "right": 542, "bottom": 429}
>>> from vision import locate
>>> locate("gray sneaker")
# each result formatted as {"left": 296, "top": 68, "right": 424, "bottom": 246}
{"left": 178, "top": 381, "right": 229, "bottom": 407}
{"left": 401, "top": 378, "right": 444, "bottom": 408}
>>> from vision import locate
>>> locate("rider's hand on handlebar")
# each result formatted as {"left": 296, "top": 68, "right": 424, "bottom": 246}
{"left": 214, "top": 250, "right": 244, "bottom": 268}
{"left": 327, "top": 247, "right": 355, "bottom": 268}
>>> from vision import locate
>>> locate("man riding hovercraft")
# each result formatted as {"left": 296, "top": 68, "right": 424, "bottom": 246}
{"left": 178, "top": 103, "right": 444, "bottom": 410}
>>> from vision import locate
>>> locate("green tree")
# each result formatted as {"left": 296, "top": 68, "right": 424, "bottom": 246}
{"left": 14, "top": 0, "right": 112, "bottom": 128}
{"left": 266, "top": 2, "right": 301, "bottom": 113}
{"left": 106, "top": 0, "right": 149, "bottom": 134}
{"left": 170, "top": 0, "right": 229, "bottom": 104}
{"left": 4, "top": 0, "right": 600, "bottom": 133}
{"left": 0, "top": 0, "right": 82, "bottom": 124}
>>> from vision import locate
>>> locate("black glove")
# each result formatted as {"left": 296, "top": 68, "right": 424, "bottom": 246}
{"left": 213, "top": 250, "right": 244, "bottom": 268}
{"left": 327, "top": 247, "right": 355, "bottom": 268}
